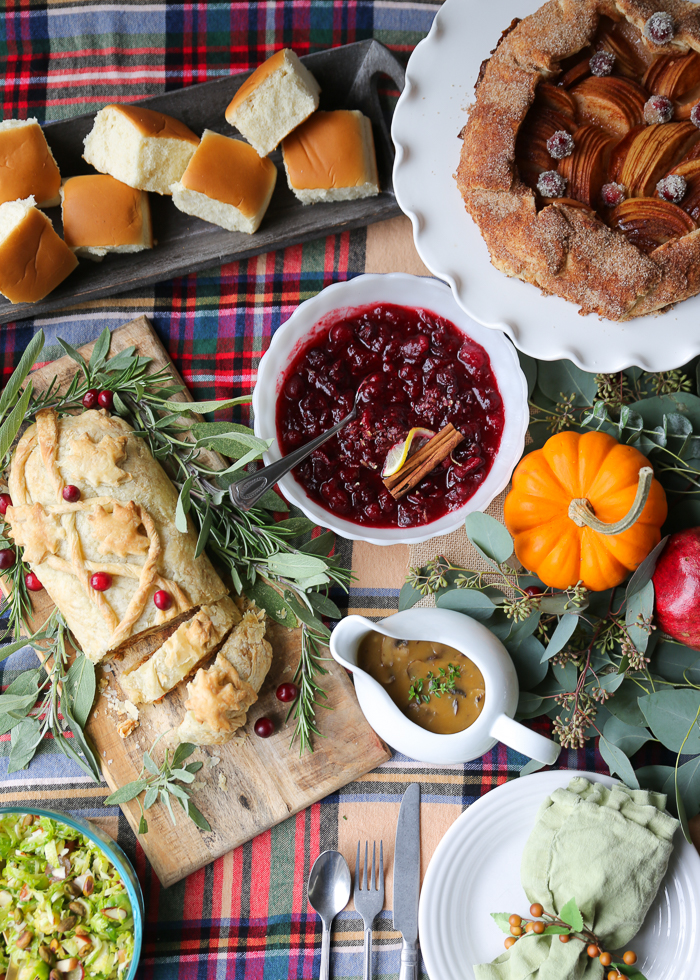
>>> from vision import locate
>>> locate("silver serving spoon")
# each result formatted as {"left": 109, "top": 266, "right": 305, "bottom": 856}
{"left": 307, "top": 850, "right": 352, "bottom": 980}
{"left": 229, "top": 377, "right": 371, "bottom": 511}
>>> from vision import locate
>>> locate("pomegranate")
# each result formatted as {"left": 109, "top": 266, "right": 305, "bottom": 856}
{"left": 653, "top": 528, "right": 700, "bottom": 649}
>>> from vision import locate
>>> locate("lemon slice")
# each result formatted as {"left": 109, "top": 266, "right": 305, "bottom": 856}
{"left": 382, "top": 427, "right": 436, "bottom": 478}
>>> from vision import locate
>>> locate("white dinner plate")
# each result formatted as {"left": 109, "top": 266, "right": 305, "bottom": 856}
{"left": 391, "top": 0, "right": 700, "bottom": 373}
{"left": 418, "top": 770, "right": 700, "bottom": 980}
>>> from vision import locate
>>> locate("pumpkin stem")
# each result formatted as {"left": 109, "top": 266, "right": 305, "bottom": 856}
{"left": 568, "top": 466, "right": 654, "bottom": 535}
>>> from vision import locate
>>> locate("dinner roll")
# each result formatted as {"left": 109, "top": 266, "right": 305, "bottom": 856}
{"left": 282, "top": 109, "right": 379, "bottom": 204}
{"left": 60, "top": 174, "right": 153, "bottom": 261}
{"left": 170, "top": 130, "right": 277, "bottom": 234}
{"left": 224, "top": 49, "right": 320, "bottom": 157}
{"left": 0, "top": 197, "right": 77, "bottom": 304}
{"left": 83, "top": 104, "right": 199, "bottom": 195}
{"left": 0, "top": 118, "right": 61, "bottom": 208}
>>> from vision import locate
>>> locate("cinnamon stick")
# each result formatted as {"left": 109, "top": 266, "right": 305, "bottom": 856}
{"left": 383, "top": 423, "right": 465, "bottom": 500}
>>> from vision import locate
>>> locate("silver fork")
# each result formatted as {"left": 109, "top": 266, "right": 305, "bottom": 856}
{"left": 354, "top": 841, "right": 384, "bottom": 980}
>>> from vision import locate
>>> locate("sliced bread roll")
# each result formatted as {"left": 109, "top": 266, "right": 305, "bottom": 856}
{"left": 83, "top": 104, "right": 200, "bottom": 195}
{"left": 60, "top": 174, "right": 153, "bottom": 261}
{"left": 225, "top": 49, "right": 320, "bottom": 157}
{"left": 170, "top": 130, "right": 277, "bottom": 234}
{"left": 0, "top": 119, "right": 62, "bottom": 208}
{"left": 282, "top": 109, "right": 379, "bottom": 204}
{"left": 0, "top": 197, "right": 77, "bottom": 304}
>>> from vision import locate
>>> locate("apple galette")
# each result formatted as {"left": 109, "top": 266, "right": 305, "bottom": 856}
{"left": 457, "top": 0, "right": 700, "bottom": 319}
{"left": 6, "top": 408, "right": 228, "bottom": 662}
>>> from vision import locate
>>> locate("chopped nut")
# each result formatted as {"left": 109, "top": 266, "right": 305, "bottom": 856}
{"left": 117, "top": 718, "right": 139, "bottom": 739}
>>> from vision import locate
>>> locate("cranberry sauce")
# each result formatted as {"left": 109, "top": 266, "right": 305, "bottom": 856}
{"left": 275, "top": 304, "right": 505, "bottom": 528}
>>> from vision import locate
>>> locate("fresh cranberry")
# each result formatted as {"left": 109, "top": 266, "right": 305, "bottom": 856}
{"left": 154, "top": 590, "right": 172, "bottom": 610}
{"left": 537, "top": 170, "right": 567, "bottom": 198}
{"left": 82, "top": 389, "right": 99, "bottom": 409}
{"left": 254, "top": 717, "right": 274, "bottom": 738}
{"left": 644, "top": 11, "right": 675, "bottom": 44}
{"left": 657, "top": 174, "right": 687, "bottom": 203}
{"left": 0, "top": 493, "right": 12, "bottom": 515}
{"left": 524, "top": 585, "right": 545, "bottom": 598}
{"left": 0, "top": 549, "right": 15, "bottom": 571}
{"left": 62, "top": 485, "right": 81, "bottom": 503}
{"left": 276, "top": 683, "right": 298, "bottom": 703}
{"left": 644, "top": 95, "right": 673, "bottom": 125}
{"left": 97, "top": 390, "right": 114, "bottom": 410}
{"left": 90, "top": 572, "right": 112, "bottom": 592}
{"left": 589, "top": 50, "right": 615, "bottom": 76}
{"left": 458, "top": 341, "right": 488, "bottom": 372}
{"left": 25, "top": 572, "right": 43, "bottom": 592}
{"left": 546, "top": 131, "right": 575, "bottom": 159}
{"left": 328, "top": 323, "right": 353, "bottom": 349}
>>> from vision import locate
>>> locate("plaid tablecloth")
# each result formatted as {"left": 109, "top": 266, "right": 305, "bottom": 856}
{"left": 0, "top": 4, "right": 668, "bottom": 979}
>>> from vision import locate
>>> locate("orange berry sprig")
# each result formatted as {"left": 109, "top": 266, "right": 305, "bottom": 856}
{"left": 493, "top": 903, "right": 644, "bottom": 979}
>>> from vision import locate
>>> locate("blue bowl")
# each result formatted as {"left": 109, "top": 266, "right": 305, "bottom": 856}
{"left": 0, "top": 806, "right": 143, "bottom": 980}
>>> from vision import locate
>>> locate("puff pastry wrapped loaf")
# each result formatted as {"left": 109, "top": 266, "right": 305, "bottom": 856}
{"left": 6, "top": 408, "right": 228, "bottom": 662}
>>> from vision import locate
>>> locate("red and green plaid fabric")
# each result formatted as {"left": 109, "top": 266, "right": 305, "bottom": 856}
{"left": 0, "top": 4, "right": 665, "bottom": 979}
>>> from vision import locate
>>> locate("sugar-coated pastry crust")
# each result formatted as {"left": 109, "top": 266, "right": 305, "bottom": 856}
{"left": 456, "top": 0, "right": 700, "bottom": 319}
{"left": 176, "top": 606, "right": 272, "bottom": 745}
{"left": 6, "top": 408, "right": 227, "bottom": 662}
{"left": 119, "top": 597, "right": 241, "bottom": 704}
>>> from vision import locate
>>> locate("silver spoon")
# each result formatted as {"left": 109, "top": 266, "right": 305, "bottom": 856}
{"left": 307, "top": 849, "right": 352, "bottom": 980}
{"left": 229, "top": 376, "right": 372, "bottom": 511}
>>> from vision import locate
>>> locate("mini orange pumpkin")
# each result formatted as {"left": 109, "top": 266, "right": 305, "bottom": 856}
{"left": 503, "top": 431, "right": 667, "bottom": 592}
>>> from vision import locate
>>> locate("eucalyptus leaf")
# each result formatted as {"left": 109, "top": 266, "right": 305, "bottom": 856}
{"left": 464, "top": 512, "right": 514, "bottom": 565}
{"left": 538, "top": 592, "right": 589, "bottom": 615}
{"left": 598, "top": 736, "right": 640, "bottom": 789}
{"left": 0, "top": 383, "right": 32, "bottom": 462}
{"left": 8, "top": 717, "right": 42, "bottom": 773}
{"left": 175, "top": 474, "right": 194, "bottom": 533}
{"left": 635, "top": 765, "right": 675, "bottom": 794}
{"left": 541, "top": 614, "right": 578, "bottom": 661}
{"left": 436, "top": 587, "right": 495, "bottom": 620}
{"left": 64, "top": 655, "right": 96, "bottom": 729}
{"left": 597, "top": 671, "right": 626, "bottom": 693}
{"left": 602, "top": 715, "right": 651, "bottom": 756}
{"left": 553, "top": 661, "right": 578, "bottom": 692}
{"left": 104, "top": 780, "right": 149, "bottom": 805}
{"left": 625, "top": 537, "right": 668, "bottom": 601}
{"left": 0, "top": 330, "right": 44, "bottom": 419}
{"left": 506, "top": 609, "right": 541, "bottom": 647}
{"left": 676, "top": 778, "right": 692, "bottom": 844}
{"left": 651, "top": 640, "right": 700, "bottom": 685}
{"left": 517, "top": 692, "right": 544, "bottom": 718}
{"left": 605, "top": 679, "right": 647, "bottom": 727}
{"left": 638, "top": 690, "right": 700, "bottom": 753}
{"left": 672, "top": 755, "right": 700, "bottom": 818}
{"left": 399, "top": 580, "right": 423, "bottom": 612}
{"left": 507, "top": 635, "right": 548, "bottom": 689}
{"left": 625, "top": 580, "right": 654, "bottom": 653}
{"left": 537, "top": 359, "right": 597, "bottom": 407}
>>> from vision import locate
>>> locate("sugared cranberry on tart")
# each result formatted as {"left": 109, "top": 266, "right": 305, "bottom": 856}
{"left": 457, "top": 0, "right": 700, "bottom": 320}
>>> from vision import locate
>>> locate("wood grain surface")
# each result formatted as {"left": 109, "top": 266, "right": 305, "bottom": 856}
{"left": 9, "top": 316, "right": 390, "bottom": 887}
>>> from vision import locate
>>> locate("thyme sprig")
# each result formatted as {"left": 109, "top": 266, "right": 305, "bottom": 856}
{"left": 408, "top": 663, "right": 462, "bottom": 705}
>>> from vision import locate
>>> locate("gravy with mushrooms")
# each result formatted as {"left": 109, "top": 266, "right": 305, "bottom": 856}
{"left": 357, "top": 631, "right": 486, "bottom": 735}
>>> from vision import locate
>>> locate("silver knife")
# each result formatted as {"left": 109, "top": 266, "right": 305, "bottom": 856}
{"left": 393, "top": 783, "right": 421, "bottom": 980}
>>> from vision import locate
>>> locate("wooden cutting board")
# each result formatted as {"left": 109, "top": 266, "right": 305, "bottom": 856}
{"left": 9, "top": 315, "right": 390, "bottom": 887}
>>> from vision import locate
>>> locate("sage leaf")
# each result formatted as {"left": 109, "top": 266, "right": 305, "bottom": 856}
{"left": 143, "top": 786, "right": 158, "bottom": 810}
{"left": 255, "top": 488, "right": 289, "bottom": 512}
{"left": 54, "top": 729, "right": 101, "bottom": 783}
{"left": 194, "top": 504, "right": 213, "bottom": 559}
{"left": 558, "top": 898, "right": 583, "bottom": 932}
{"left": 171, "top": 768, "right": 196, "bottom": 784}
{"left": 541, "top": 614, "right": 578, "bottom": 662}
{"left": 185, "top": 801, "right": 211, "bottom": 832}
{"left": 0, "top": 330, "right": 44, "bottom": 419}
{"left": 57, "top": 338, "right": 89, "bottom": 378}
{"left": 64, "top": 655, "right": 96, "bottom": 728}
{"left": 138, "top": 816, "right": 148, "bottom": 835}
{"left": 143, "top": 752, "right": 159, "bottom": 776}
{"left": 602, "top": 715, "right": 650, "bottom": 756}
{"left": 194, "top": 430, "right": 270, "bottom": 455}
{"left": 398, "top": 580, "right": 423, "bottom": 612}
{"left": 638, "top": 690, "right": 700, "bottom": 753}
{"left": 265, "top": 553, "right": 328, "bottom": 579}
{"left": 8, "top": 717, "right": 42, "bottom": 773}
{"left": 519, "top": 758, "right": 546, "bottom": 777}
{"left": 104, "top": 780, "right": 149, "bottom": 805}
{"left": 537, "top": 359, "right": 597, "bottom": 407}
{"left": 625, "top": 580, "right": 654, "bottom": 652}
{"left": 0, "top": 383, "right": 32, "bottom": 462}
{"left": 185, "top": 761, "right": 203, "bottom": 774}
{"left": 175, "top": 474, "right": 194, "bottom": 533}
{"left": 598, "top": 736, "right": 640, "bottom": 789}
{"left": 59, "top": 697, "right": 101, "bottom": 782}
{"left": 88, "top": 328, "right": 111, "bottom": 372}
{"left": 436, "top": 587, "right": 495, "bottom": 620}
{"left": 490, "top": 913, "right": 512, "bottom": 935}
{"left": 165, "top": 396, "right": 251, "bottom": 414}
{"left": 307, "top": 592, "right": 342, "bottom": 619}
{"left": 285, "top": 594, "right": 326, "bottom": 634}
{"left": 167, "top": 783, "right": 190, "bottom": 803}
{"left": 464, "top": 513, "right": 514, "bottom": 565}
{"left": 240, "top": 577, "right": 298, "bottom": 628}
{"left": 172, "top": 742, "right": 196, "bottom": 768}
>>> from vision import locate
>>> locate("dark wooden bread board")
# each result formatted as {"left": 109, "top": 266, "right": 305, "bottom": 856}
{"left": 4, "top": 316, "right": 390, "bottom": 886}
{"left": 0, "top": 41, "right": 405, "bottom": 324}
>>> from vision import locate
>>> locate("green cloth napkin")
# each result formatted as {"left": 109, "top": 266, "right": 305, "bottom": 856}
{"left": 474, "top": 777, "right": 679, "bottom": 980}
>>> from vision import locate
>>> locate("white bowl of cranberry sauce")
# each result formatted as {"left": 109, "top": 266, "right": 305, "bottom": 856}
{"left": 253, "top": 274, "right": 529, "bottom": 545}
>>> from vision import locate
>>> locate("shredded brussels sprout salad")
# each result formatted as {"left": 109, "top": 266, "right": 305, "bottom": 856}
{"left": 0, "top": 814, "right": 134, "bottom": 980}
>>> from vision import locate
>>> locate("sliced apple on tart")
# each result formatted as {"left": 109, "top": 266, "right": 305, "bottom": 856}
{"left": 557, "top": 125, "right": 614, "bottom": 206}
{"left": 615, "top": 122, "right": 700, "bottom": 196}
{"left": 610, "top": 197, "right": 697, "bottom": 253}
{"left": 571, "top": 76, "right": 647, "bottom": 135}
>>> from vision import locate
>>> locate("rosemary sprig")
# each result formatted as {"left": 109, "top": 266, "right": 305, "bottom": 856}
{"left": 103, "top": 738, "right": 209, "bottom": 834}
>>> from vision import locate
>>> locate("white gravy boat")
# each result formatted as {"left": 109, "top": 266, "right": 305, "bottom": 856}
{"left": 330, "top": 609, "right": 561, "bottom": 766}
